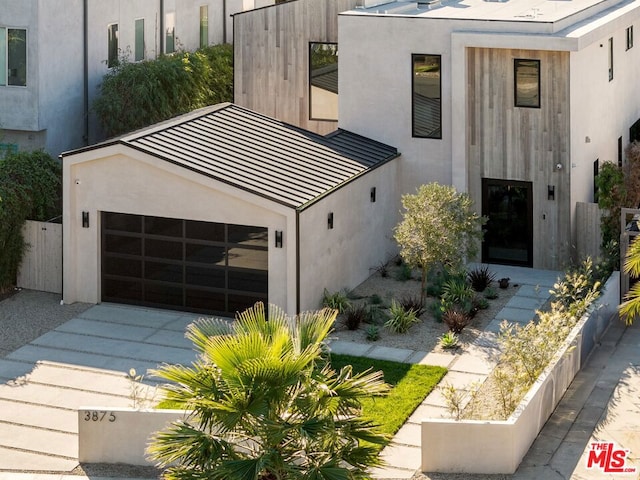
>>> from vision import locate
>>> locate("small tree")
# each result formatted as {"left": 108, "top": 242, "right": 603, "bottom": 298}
{"left": 394, "top": 183, "right": 484, "bottom": 304}
{"left": 148, "top": 303, "right": 390, "bottom": 480}
{"left": 620, "top": 239, "right": 640, "bottom": 325}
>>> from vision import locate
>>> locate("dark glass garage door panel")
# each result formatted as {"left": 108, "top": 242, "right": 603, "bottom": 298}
{"left": 186, "top": 220, "right": 225, "bottom": 242}
{"left": 104, "top": 213, "right": 142, "bottom": 232}
{"left": 228, "top": 224, "right": 269, "bottom": 247}
{"left": 101, "top": 212, "right": 268, "bottom": 315}
{"left": 104, "top": 235, "right": 142, "bottom": 256}
{"left": 145, "top": 216, "right": 183, "bottom": 237}
{"left": 229, "top": 270, "right": 268, "bottom": 293}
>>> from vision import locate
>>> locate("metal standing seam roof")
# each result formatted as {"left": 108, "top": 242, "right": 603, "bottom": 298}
{"left": 117, "top": 103, "right": 399, "bottom": 210}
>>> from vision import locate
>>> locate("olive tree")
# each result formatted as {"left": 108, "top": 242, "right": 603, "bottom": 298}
{"left": 394, "top": 183, "right": 485, "bottom": 304}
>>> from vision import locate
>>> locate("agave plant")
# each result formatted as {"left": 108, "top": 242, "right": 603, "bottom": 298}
{"left": 148, "top": 302, "right": 390, "bottom": 480}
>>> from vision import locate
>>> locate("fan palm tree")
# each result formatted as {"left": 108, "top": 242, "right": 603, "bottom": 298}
{"left": 147, "top": 302, "right": 390, "bottom": 480}
{"left": 620, "top": 238, "right": 640, "bottom": 324}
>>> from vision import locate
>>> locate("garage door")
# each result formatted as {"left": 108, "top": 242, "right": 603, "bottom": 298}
{"left": 101, "top": 212, "right": 268, "bottom": 315}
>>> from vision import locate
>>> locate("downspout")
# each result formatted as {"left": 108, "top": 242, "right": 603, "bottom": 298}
{"left": 159, "top": 0, "right": 164, "bottom": 54}
{"left": 83, "top": 0, "right": 88, "bottom": 145}
{"left": 223, "top": 0, "right": 227, "bottom": 44}
{"left": 296, "top": 209, "right": 300, "bottom": 314}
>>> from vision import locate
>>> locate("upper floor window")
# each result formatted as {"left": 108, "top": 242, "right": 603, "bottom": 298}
{"left": 309, "top": 42, "right": 338, "bottom": 121}
{"left": 627, "top": 26, "right": 634, "bottom": 50}
{"left": 135, "top": 19, "right": 144, "bottom": 61}
{"left": 0, "top": 28, "right": 27, "bottom": 86}
{"left": 608, "top": 37, "right": 614, "bottom": 81}
{"left": 412, "top": 54, "right": 441, "bottom": 138}
{"left": 165, "top": 12, "right": 176, "bottom": 54}
{"left": 200, "top": 6, "right": 208, "bottom": 48}
{"left": 514, "top": 59, "right": 540, "bottom": 108}
{"left": 107, "top": 23, "right": 118, "bottom": 68}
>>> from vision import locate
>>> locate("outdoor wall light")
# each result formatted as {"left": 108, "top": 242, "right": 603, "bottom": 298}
{"left": 548, "top": 185, "right": 555, "bottom": 201}
{"left": 328, "top": 212, "right": 334, "bottom": 229}
{"left": 371, "top": 187, "right": 377, "bottom": 202}
{"left": 275, "top": 230, "right": 283, "bottom": 248}
{"left": 82, "top": 211, "right": 90, "bottom": 228}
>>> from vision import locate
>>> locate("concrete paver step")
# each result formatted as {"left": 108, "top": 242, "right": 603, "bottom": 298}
{"left": 0, "top": 400, "right": 77, "bottom": 433}
{"left": 0, "top": 446, "right": 78, "bottom": 472}
{"left": 0, "top": 423, "right": 77, "bottom": 458}
{"left": 0, "top": 382, "right": 130, "bottom": 411}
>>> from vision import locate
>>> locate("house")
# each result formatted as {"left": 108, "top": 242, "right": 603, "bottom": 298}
{"left": 0, "top": 0, "right": 273, "bottom": 158}
{"left": 234, "top": 0, "right": 640, "bottom": 270}
{"left": 62, "top": 103, "right": 398, "bottom": 315}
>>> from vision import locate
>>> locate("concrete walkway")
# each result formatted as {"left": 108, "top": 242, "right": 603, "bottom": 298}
{"left": 0, "top": 265, "right": 638, "bottom": 480}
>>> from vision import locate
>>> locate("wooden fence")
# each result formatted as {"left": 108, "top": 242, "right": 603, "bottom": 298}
{"left": 575, "top": 202, "right": 603, "bottom": 262}
{"left": 17, "top": 220, "right": 62, "bottom": 294}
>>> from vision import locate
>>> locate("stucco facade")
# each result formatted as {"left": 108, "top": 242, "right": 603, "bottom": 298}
{"left": 0, "top": 0, "right": 272, "bottom": 157}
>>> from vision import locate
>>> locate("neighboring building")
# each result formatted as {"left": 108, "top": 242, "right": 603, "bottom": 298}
{"left": 234, "top": 0, "right": 640, "bottom": 270}
{"left": 0, "top": 0, "right": 272, "bottom": 158}
{"left": 62, "top": 103, "right": 398, "bottom": 315}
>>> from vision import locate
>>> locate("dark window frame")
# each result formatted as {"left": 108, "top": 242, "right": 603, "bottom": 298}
{"left": 627, "top": 26, "right": 634, "bottom": 51}
{"left": 412, "top": 53, "right": 442, "bottom": 139}
{"left": 107, "top": 23, "right": 118, "bottom": 68}
{"left": 308, "top": 41, "right": 339, "bottom": 122}
{"left": 165, "top": 12, "right": 176, "bottom": 54}
{"left": 200, "top": 5, "right": 209, "bottom": 48}
{"left": 608, "top": 37, "right": 614, "bottom": 81}
{"left": 1, "top": 27, "right": 28, "bottom": 86}
{"left": 514, "top": 59, "right": 540, "bottom": 108}
{"left": 594, "top": 158, "right": 599, "bottom": 203}
{"left": 134, "top": 18, "right": 145, "bottom": 62}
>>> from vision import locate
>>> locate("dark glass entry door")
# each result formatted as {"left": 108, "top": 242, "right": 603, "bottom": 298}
{"left": 482, "top": 179, "right": 533, "bottom": 267}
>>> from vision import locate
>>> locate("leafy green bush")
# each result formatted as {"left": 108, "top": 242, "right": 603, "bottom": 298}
{"left": 484, "top": 287, "right": 499, "bottom": 300}
{"left": 0, "top": 150, "right": 61, "bottom": 291}
{"left": 385, "top": 300, "right": 420, "bottom": 333}
{"left": 94, "top": 44, "right": 233, "bottom": 138}
{"left": 366, "top": 325, "right": 380, "bottom": 341}
{"left": 322, "top": 288, "right": 351, "bottom": 313}
{"left": 440, "top": 331, "right": 459, "bottom": 350}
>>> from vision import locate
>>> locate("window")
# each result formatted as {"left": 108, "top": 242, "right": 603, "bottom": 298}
{"left": 165, "top": 13, "right": 175, "bottom": 54}
{"left": 608, "top": 37, "right": 614, "bottom": 81}
{"left": 627, "top": 26, "right": 634, "bottom": 50}
{"left": 0, "top": 28, "right": 27, "bottom": 86}
{"left": 412, "top": 54, "right": 441, "bottom": 138}
{"left": 593, "top": 159, "right": 599, "bottom": 203}
{"left": 309, "top": 42, "right": 338, "bottom": 121}
{"left": 200, "top": 6, "right": 208, "bottom": 48}
{"left": 514, "top": 59, "right": 540, "bottom": 108}
{"left": 135, "top": 19, "right": 144, "bottom": 61}
{"left": 618, "top": 136, "right": 623, "bottom": 167}
{"left": 107, "top": 23, "right": 118, "bottom": 68}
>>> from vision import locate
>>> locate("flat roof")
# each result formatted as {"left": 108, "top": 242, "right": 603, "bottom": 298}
{"left": 67, "top": 104, "right": 398, "bottom": 210}
{"left": 343, "top": 0, "right": 627, "bottom": 26}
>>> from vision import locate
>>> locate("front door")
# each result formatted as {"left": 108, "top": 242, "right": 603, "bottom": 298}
{"left": 482, "top": 179, "right": 533, "bottom": 267}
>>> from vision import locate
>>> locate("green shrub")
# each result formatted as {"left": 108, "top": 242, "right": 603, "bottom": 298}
{"left": 385, "top": 300, "right": 420, "bottom": 333}
{"left": 484, "top": 287, "right": 499, "bottom": 300}
{"left": 321, "top": 288, "right": 351, "bottom": 313}
{"left": 365, "top": 325, "right": 380, "bottom": 341}
{"left": 439, "top": 331, "right": 459, "bottom": 349}
{"left": 441, "top": 277, "right": 475, "bottom": 306}
{"left": 370, "top": 293, "right": 383, "bottom": 305}
{"left": 395, "top": 263, "right": 413, "bottom": 281}
{"left": 398, "top": 294, "right": 424, "bottom": 316}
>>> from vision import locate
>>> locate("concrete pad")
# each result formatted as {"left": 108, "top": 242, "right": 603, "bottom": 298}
{"left": 515, "top": 284, "right": 553, "bottom": 298}
{"left": 0, "top": 423, "right": 77, "bottom": 458}
{"left": 142, "top": 329, "right": 193, "bottom": 349}
{"left": 392, "top": 422, "right": 422, "bottom": 447}
{"left": 407, "top": 403, "right": 450, "bottom": 421}
{"left": 436, "top": 370, "right": 486, "bottom": 390}
{"left": 505, "top": 295, "right": 547, "bottom": 310}
{"left": 513, "top": 465, "right": 565, "bottom": 480}
{"left": 379, "top": 444, "right": 421, "bottom": 470}
{"left": 0, "top": 359, "right": 36, "bottom": 381}
{"left": 55, "top": 318, "right": 157, "bottom": 341}
{"left": 6, "top": 344, "right": 170, "bottom": 376}
{"left": 495, "top": 307, "right": 535, "bottom": 324}
{"left": 519, "top": 433, "right": 563, "bottom": 466}
{"left": 368, "top": 465, "right": 416, "bottom": 479}
{"left": 327, "top": 340, "right": 373, "bottom": 357}
{"left": 451, "top": 351, "right": 497, "bottom": 375}
{"left": 366, "top": 346, "right": 415, "bottom": 363}
{"left": 549, "top": 441, "right": 589, "bottom": 478}
{"left": 484, "top": 318, "right": 506, "bottom": 334}
{"left": 30, "top": 331, "right": 194, "bottom": 364}
{"left": 18, "top": 362, "right": 131, "bottom": 394}
{"left": 163, "top": 315, "right": 200, "bottom": 332}
{"left": 0, "top": 382, "right": 131, "bottom": 410}
{"left": 78, "top": 304, "right": 182, "bottom": 328}
{"left": 0, "top": 446, "right": 78, "bottom": 473}
{"left": 407, "top": 351, "right": 455, "bottom": 367}
{"left": 0, "top": 399, "right": 77, "bottom": 432}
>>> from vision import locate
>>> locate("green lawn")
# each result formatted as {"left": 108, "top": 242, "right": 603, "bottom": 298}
{"left": 330, "top": 354, "right": 447, "bottom": 440}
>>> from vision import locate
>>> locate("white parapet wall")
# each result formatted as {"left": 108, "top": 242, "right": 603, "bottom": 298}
{"left": 421, "top": 272, "right": 620, "bottom": 474}
{"left": 78, "top": 407, "right": 189, "bottom": 466}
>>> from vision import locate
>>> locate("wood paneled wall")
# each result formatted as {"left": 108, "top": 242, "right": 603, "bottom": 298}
{"left": 17, "top": 221, "right": 62, "bottom": 294}
{"left": 234, "top": 0, "right": 359, "bottom": 135}
{"left": 467, "top": 48, "right": 571, "bottom": 270}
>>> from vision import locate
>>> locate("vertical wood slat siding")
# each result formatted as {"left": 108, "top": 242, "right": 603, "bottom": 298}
{"left": 575, "top": 202, "right": 603, "bottom": 262}
{"left": 17, "top": 221, "right": 62, "bottom": 294}
{"left": 234, "top": 0, "right": 359, "bottom": 135}
{"left": 467, "top": 48, "right": 571, "bottom": 270}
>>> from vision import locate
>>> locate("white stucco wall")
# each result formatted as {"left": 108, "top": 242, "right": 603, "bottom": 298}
{"left": 63, "top": 145, "right": 297, "bottom": 314}
{"left": 298, "top": 158, "right": 399, "bottom": 311}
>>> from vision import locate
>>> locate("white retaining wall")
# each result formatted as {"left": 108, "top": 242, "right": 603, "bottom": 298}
{"left": 421, "top": 272, "right": 620, "bottom": 474}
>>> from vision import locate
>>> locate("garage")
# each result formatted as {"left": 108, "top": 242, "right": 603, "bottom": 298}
{"left": 101, "top": 212, "right": 268, "bottom": 315}
{"left": 62, "top": 103, "right": 399, "bottom": 315}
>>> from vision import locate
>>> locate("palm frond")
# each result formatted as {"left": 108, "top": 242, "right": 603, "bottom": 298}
{"left": 623, "top": 239, "right": 640, "bottom": 277}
